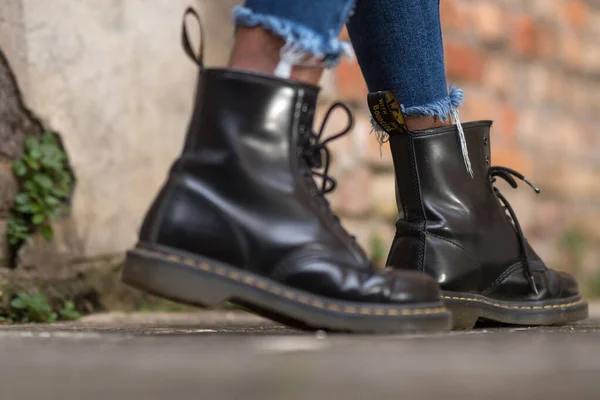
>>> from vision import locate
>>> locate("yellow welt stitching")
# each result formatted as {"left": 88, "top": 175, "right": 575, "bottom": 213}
{"left": 443, "top": 295, "right": 583, "bottom": 310}
{"left": 270, "top": 287, "right": 282, "bottom": 295}
{"left": 284, "top": 291, "right": 296, "bottom": 300}
{"left": 312, "top": 300, "right": 325, "bottom": 308}
{"left": 257, "top": 281, "right": 268, "bottom": 290}
{"left": 199, "top": 263, "right": 211, "bottom": 271}
{"left": 141, "top": 249, "right": 448, "bottom": 316}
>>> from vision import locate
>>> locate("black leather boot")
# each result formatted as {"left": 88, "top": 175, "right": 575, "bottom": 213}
{"left": 368, "top": 91, "right": 588, "bottom": 329}
{"left": 121, "top": 10, "right": 450, "bottom": 333}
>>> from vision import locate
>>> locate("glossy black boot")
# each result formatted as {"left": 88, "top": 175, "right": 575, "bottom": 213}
{"left": 121, "top": 11, "right": 450, "bottom": 333}
{"left": 368, "top": 91, "right": 588, "bottom": 329}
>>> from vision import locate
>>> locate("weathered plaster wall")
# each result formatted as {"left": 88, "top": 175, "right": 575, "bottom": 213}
{"left": 0, "top": 0, "right": 239, "bottom": 265}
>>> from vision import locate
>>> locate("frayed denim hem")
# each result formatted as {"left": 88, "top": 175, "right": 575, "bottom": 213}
{"left": 370, "top": 85, "right": 473, "bottom": 177}
{"left": 233, "top": 6, "right": 353, "bottom": 69}
{"left": 370, "top": 85, "right": 465, "bottom": 135}
{"left": 402, "top": 85, "right": 464, "bottom": 122}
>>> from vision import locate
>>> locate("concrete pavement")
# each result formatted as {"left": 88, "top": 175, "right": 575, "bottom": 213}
{"left": 0, "top": 304, "right": 599, "bottom": 400}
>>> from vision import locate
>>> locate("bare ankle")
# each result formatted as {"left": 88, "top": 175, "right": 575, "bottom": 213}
{"left": 405, "top": 115, "right": 452, "bottom": 131}
{"left": 228, "top": 27, "right": 323, "bottom": 85}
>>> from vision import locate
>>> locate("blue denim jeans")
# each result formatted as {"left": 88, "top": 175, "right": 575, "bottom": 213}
{"left": 234, "top": 0, "right": 463, "bottom": 121}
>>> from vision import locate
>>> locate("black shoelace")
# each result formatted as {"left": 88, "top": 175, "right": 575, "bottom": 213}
{"left": 300, "top": 102, "right": 353, "bottom": 195}
{"left": 299, "top": 102, "right": 365, "bottom": 252}
{"left": 489, "top": 166, "right": 541, "bottom": 294}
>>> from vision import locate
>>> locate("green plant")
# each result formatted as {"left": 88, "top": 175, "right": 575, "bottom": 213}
{"left": 3, "top": 292, "right": 81, "bottom": 323}
{"left": 58, "top": 301, "right": 81, "bottom": 320}
{"left": 7, "top": 133, "right": 73, "bottom": 254}
{"left": 9, "top": 292, "right": 57, "bottom": 323}
{"left": 560, "top": 229, "right": 586, "bottom": 276}
{"left": 370, "top": 233, "right": 387, "bottom": 267}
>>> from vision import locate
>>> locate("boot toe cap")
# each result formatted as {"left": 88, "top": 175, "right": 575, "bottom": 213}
{"left": 386, "top": 269, "right": 443, "bottom": 304}
{"left": 553, "top": 270, "right": 581, "bottom": 298}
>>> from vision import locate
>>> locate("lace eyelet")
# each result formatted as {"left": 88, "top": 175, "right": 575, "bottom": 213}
{"left": 485, "top": 156, "right": 490, "bottom": 166}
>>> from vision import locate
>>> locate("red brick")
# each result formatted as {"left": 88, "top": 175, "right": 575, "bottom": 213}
{"left": 444, "top": 39, "right": 487, "bottom": 82}
{"left": 498, "top": 105, "right": 518, "bottom": 143}
{"left": 564, "top": 0, "right": 589, "bottom": 29}
{"left": 530, "top": 0, "right": 565, "bottom": 21}
{"left": 370, "top": 173, "right": 397, "bottom": 220}
{"left": 572, "top": 208, "right": 600, "bottom": 243}
{"left": 460, "top": 90, "right": 499, "bottom": 122}
{"left": 482, "top": 57, "right": 515, "bottom": 99}
{"left": 353, "top": 113, "right": 394, "bottom": 170}
{"left": 531, "top": 199, "right": 564, "bottom": 238}
{"left": 527, "top": 64, "right": 551, "bottom": 103}
{"left": 580, "top": 40, "right": 600, "bottom": 73}
{"left": 365, "top": 136, "right": 393, "bottom": 170}
{"left": 472, "top": 2, "right": 506, "bottom": 44}
{"left": 532, "top": 155, "right": 569, "bottom": 197}
{"left": 510, "top": 14, "right": 540, "bottom": 57}
{"left": 491, "top": 146, "right": 532, "bottom": 177}
{"left": 508, "top": 14, "right": 556, "bottom": 60}
{"left": 330, "top": 167, "right": 372, "bottom": 217}
{"left": 559, "top": 32, "right": 582, "bottom": 69}
{"left": 335, "top": 57, "right": 367, "bottom": 103}
{"left": 536, "top": 26, "right": 558, "bottom": 60}
{"left": 440, "top": 0, "right": 468, "bottom": 34}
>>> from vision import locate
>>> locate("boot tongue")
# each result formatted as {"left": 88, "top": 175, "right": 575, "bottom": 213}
{"left": 367, "top": 91, "right": 409, "bottom": 135}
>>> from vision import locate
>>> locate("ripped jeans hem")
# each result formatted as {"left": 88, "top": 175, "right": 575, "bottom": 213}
{"left": 233, "top": 6, "right": 353, "bottom": 68}
{"left": 371, "top": 85, "right": 465, "bottom": 135}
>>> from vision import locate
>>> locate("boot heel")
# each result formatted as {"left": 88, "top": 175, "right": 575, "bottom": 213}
{"left": 122, "top": 249, "right": 235, "bottom": 308}
{"left": 449, "top": 305, "right": 480, "bottom": 330}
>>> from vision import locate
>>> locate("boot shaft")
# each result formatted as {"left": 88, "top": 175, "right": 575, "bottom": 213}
{"left": 180, "top": 69, "right": 319, "bottom": 181}
{"left": 140, "top": 69, "right": 365, "bottom": 273}
{"left": 389, "top": 121, "right": 493, "bottom": 224}
{"left": 386, "top": 121, "right": 531, "bottom": 292}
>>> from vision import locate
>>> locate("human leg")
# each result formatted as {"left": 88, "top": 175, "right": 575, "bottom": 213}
{"left": 348, "top": 0, "right": 587, "bottom": 328}
{"left": 122, "top": 4, "right": 451, "bottom": 333}
{"left": 347, "top": 0, "right": 461, "bottom": 131}
{"left": 230, "top": 0, "right": 354, "bottom": 84}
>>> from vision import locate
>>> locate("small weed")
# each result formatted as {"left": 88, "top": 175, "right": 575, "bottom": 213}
{"left": 4, "top": 292, "right": 81, "bottom": 323}
{"left": 10, "top": 292, "right": 57, "bottom": 323}
{"left": 370, "top": 233, "right": 387, "bottom": 267}
{"left": 58, "top": 301, "right": 81, "bottom": 321}
{"left": 6, "top": 132, "right": 73, "bottom": 261}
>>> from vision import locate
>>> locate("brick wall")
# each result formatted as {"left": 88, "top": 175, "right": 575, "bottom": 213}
{"left": 324, "top": 0, "right": 600, "bottom": 294}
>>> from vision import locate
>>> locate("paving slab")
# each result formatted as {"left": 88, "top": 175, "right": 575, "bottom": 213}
{"left": 0, "top": 303, "right": 599, "bottom": 400}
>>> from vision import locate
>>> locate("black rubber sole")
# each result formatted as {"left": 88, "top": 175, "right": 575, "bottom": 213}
{"left": 443, "top": 291, "right": 589, "bottom": 329}
{"left": 121, "top": 246, "right": 452, "bottom": 333}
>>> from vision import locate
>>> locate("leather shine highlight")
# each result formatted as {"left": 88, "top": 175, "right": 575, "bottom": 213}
{"left": 139, "top": 68, "right": 441, "bottom": 305}
{"left": 387, "top": 121, "right": 580, "bottom": 302}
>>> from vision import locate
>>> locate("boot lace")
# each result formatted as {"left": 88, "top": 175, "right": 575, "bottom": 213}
{"left": 301, "top": 102, "right": 352, "bottom": 195}
{"left": 489, "top": 166, "right": 541, "bottom": 294}
{"left": 299, "top": 102, "right": 365, "bottom": 254}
